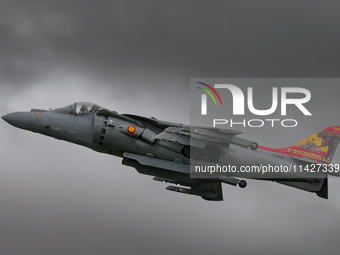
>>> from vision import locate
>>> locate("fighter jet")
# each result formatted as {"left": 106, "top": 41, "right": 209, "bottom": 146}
{"left": 2, "top": 102, "right": 339, "bottom": 201}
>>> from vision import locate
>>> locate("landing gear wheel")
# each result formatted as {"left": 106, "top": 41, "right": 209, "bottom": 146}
{"left": 182, "top": 145, "right": 190, "bottom": 158}
{"left": 238, "top": 180, "right": 247, "bottom": 188}
{"left": 250, "top": 142, "right": 258, "bottom": 150}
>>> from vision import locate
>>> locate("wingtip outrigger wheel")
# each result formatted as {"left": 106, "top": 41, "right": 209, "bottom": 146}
{"left": 238, "top": 180, "right": 247, "bottom": 188}
{"left": 250, "top": 142, "right": 258, "bottom": 150}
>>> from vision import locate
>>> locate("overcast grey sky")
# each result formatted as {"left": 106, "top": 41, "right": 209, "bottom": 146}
{"left": 1, "top": 1, "right": 340, "bottom": 255}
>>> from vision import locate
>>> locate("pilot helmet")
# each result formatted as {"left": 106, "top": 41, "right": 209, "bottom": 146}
{"left": 80, "top": 105, "right": 88, "bottom": 112}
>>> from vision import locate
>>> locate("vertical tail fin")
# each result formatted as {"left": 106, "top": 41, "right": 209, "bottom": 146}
{"left": 259, "top": 126, "right": 340, "bottom": 163}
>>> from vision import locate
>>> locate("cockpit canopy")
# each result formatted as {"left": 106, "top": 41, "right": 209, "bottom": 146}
{"left": 50, "top": 102, "right": 108, "bottom": 115}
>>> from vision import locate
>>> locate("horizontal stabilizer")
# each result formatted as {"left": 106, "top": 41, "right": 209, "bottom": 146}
{"left": 276, "top": 177, "right": 328, "bottom": 199}
{"left": 316, "top": 177, "right": 328, "bottom": 199}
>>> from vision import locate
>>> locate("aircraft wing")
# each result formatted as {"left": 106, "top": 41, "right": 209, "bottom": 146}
{"left": 119, "top": 115, "right": 255, "bottom": 201}
{"left": 123, "top": 152, "right": 190, "bottom": 174}
{"left": 122, "top": 152, "right": 223, "bottom": 201}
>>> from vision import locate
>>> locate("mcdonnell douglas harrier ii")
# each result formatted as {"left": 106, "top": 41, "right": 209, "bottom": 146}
{"left": 3, "top": 102, "right": 340, "bottom": 201}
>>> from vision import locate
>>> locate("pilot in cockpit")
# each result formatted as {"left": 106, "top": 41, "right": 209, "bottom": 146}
{"left": 51, "top": 102, "right": 105, "bottom": 115}
{"left": 79, "top": 105, "right": 89, "bottom": 114}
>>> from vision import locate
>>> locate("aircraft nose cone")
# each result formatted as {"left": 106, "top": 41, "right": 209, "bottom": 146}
{"left": 2, "top": 112, "right": 31, "bottom": 130}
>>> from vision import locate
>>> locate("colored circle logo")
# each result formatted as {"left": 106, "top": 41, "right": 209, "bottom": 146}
{"left": 127, "top": 126, "right": 136, "bottom": 133}
{"left": 109, "top": 118, "right": 115, "bottom": 124}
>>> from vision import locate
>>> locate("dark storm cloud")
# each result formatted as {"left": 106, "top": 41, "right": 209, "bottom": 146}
{"left": 1, "top": 1, "right": 340, "bottom": 255}
{"left": 1, "top": 0, "right": 340, "bottom": 91}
